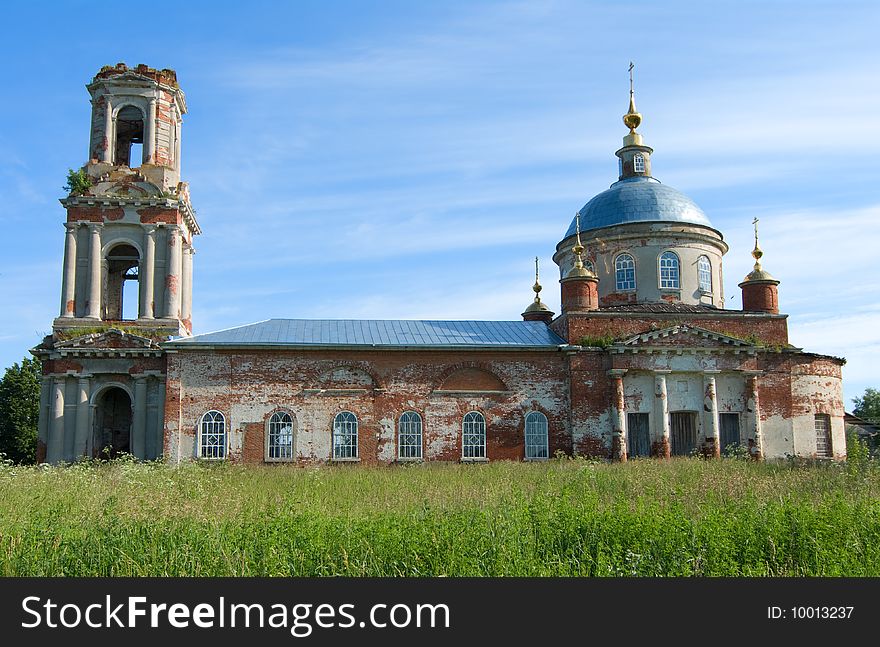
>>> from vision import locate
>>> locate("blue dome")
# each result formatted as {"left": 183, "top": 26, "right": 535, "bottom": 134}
{"left": 564, "top": 176, "right": 713, "bottom": 238}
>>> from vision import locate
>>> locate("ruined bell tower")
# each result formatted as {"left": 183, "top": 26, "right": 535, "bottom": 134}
{"left": 32, "top": 63, "right": 200, "bottom": 464}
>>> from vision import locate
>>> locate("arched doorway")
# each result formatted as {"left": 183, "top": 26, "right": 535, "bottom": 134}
{"left": 93, "top": 387, "right": 132, "bottom": 459}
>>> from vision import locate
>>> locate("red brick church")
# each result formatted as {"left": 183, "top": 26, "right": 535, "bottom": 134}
{"left": 33, "top": 64, "right": 846, "bottom": 465}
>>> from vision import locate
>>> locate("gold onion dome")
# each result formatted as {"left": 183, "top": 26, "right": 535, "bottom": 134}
{"left": 524, "top": 257, "right": 552, "bottom": 313}
{"left": 742, "top": 218, "right": 777, "bottom": 282}
{"left": 566, "top": 213, "right": 597, "bottom": 279}
{"left": 622, "top": 61, "right": 644, "bottom": 147}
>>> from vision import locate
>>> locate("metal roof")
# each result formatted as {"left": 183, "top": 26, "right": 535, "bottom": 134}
{"left": 165, "top": 319, "right": 566, "bottom": 349}
{"left": 564, "top": 176, "right": 713, "bottom": 238}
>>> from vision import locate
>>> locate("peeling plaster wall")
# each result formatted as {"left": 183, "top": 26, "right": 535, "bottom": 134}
{"left": 165, "top": 349, "right": 569, "bottom": 465}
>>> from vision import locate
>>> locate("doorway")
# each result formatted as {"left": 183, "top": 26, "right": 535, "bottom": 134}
{"left": 670, "top": 412, "right": 697, "bottom": 456}
{"left": 93, "top": 387, "right": 132, "bottom": 459}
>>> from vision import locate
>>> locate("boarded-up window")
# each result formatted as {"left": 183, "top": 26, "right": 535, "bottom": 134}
{"left": 815, "top": 414, "right": 832, "bottom": 458}
{"left": 627, "top": 413, "right": 650, "bottom": 457}
{"left": 720, "top": 413, "right": 740, "bottom": 454}
{"left": 670, "top": 412, "right": 697, "bottom": 456}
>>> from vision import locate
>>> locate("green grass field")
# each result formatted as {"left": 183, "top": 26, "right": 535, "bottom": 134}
{"left": 1, "top": 456, "right": 879, "bottom": 576}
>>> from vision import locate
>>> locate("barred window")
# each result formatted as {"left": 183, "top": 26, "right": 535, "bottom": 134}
{"left": 525, "top": 411, "right": 549, "bottom": 459}
{"left": 698, "top": 255, "right": 712, "bottom": 293}
{"left": 333, "top": 411, "right": 358, "bottom": 460}
{"left": 199, "top": 410, "right": 226, "bottom": 460}
{"left": 615, "top": 253, "right": 636, "bottom": 291}
{"left": 398, "top": 411, "right": 423, "bottom": 460}
{"left": 633, "top": 153, "right": 645, "bottom": 173}
{"left": 659, "top": 251, "right": 680, "bottom": 289}
{"left": 815, "top": 414, "right": 832, "bottom": 458}
{"left": 462, "top": 411, "right": 486, "bottom": 459}
{"left": 267, "top": 411, "right": 294, "bottom": 461}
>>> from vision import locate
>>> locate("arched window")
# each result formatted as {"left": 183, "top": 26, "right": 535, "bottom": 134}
{"left": 585, "top": 259, "right": 595, "bottom": 274}
{"left": 267, "top": 411, "right": 294, "bottom": 461}
{"left": 398, "top": 411, "right": 423, "bottom": 460}
{"left": 698, "top": 255, "right": 712, "bottom": 293}
{"left": 525, "top": 411, "right": 549, "bottom": 460}
{"left": 199, "top": 410, "right": 226, "bottom": 460}
{"left": 462, "top": 411, "right": 487, "bottom": 459}
{"left": 659, "top": 251, "right": 680, "bottom": 289}
{"left": 333, "top": 412, "right": 358, "bottom": 460}
{"left": 633, "top": 153, "right": 645, "bottom": 173}
{"left": 615, "top": 253, "right": 636, "bottom": 291}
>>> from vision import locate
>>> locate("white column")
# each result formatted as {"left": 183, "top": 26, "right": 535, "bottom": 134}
{"left": 181, "top": 244, "right": 194, "bottom": 329}
{"left": 102, "top": 97, "right": 113, "bottom": 164}
{"left": 140, "top": 225, "right": 156, "bottom": 319}
{"left": 144, "top": 97, "right": 157, "bottom": 165}
{"left": 654, "top": 370, "right": 671, "bottom": 457}
{"left": 48, "top": 377, "right": 66, "bottom": 464}
{"left": 164, "top": 226, "right": 182, "bottom": 320}
{"left": 609, "top": 369, "right": 627, "bottom": 461}
{"left": 703, "top": 371, "right": 721, "bottom": 458}
{"left": 746, "top": 373, "right": 763, "bottom": 460}
{"left": 73, "top": 375, "right": 91, "bottom": 459}
{"left": 60, "top": 223, "right": 78, "bottom": 317}
{"left": 85, "top": 223, "right": 103, "bottom": 319}
{"left": 132, "top": 376, "right": 148, "bottom": 459}
{"left": 38, "top": 376, "right": 51, "bottom": 462}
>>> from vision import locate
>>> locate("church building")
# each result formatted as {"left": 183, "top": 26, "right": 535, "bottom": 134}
{"left": 32, "top": 64, "right": 846, "bottom": 465}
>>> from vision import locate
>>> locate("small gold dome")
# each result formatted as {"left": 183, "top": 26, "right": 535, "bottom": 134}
{"left": 623, "top": 95, "right": 641, "bottom": 132}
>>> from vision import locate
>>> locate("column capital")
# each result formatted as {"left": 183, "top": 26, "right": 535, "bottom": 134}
{"left": 88, "top": 221, "right": 104, "bottom": 231}
{"left": 144, "top": 224, "right": 158, "bottom": 234}
{"left": 77, "top": 373, "right": 93, "bottom": 381}
{"left": 607, "top": 369, "right": 628, "bottom": 377}
{"left": 64, "top": 222, "right": 78, "bottom": 232}
{"left": 742, "top": 370, "right": 763, "bottom": 377}
{"left": 132, "top": 373, "right": 149, "bottom": 382}
{"left": 702, "top": 370, "right": 722, "bottom": 376}
{"left": 653, "top": 369, "right": 672, "bottom": 375}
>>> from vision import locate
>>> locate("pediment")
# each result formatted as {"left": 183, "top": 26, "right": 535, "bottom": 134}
{"left": 55, "top": 329, "right": 158, "bottom": 350}
{"left": 617, "top": 325, "right": 755, "bottom": 349}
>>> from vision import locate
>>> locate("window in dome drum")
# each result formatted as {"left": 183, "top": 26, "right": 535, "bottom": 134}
{"left": 633, "top": 153, "right": 645, "bottom": 173}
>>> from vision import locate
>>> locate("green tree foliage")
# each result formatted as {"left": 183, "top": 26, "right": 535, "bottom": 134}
{"left": 852, "top": 388, "right": 880, "bottom": 422}
{"left": 0, "top": 357, "right": 41, "bottom": 464}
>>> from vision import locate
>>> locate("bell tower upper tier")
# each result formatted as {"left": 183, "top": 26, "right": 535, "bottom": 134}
{"left": 87, "top": 63, "right": 187, "bottom": 191}
{"left": 54, "top": 64, "right": 199, "bottom": 339}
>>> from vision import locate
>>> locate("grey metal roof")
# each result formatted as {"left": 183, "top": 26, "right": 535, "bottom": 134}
{"left": 564, "top": 176, "right": 713, "bottom": 238}
{"left": 166, "top": 319, "right": 566, "bottom": 349}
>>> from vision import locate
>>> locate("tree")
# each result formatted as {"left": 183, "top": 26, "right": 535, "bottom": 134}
{"left": 852, "top": 388, "right": 880, "bottom": 423}
{"left": 0, "top": 357, "right": 41, "bottom": 464}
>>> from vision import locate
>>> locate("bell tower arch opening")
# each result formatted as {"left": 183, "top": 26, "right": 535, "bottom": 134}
{"left": 104, "top": 243, "right": 140, "bottom": 321}
{"left": 114, "top": 105, "right": 145, "bottom": 168}
{"left": 93, "top": 386, "right": 132, "bottom": 459}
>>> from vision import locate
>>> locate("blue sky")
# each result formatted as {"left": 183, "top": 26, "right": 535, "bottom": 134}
{"left": 0, "top": 0, "right": 877, "bottom": 405}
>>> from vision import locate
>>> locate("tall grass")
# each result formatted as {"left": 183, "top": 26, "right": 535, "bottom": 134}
{"left": 1, "top": 456, "right": 878, "bottom": 576}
